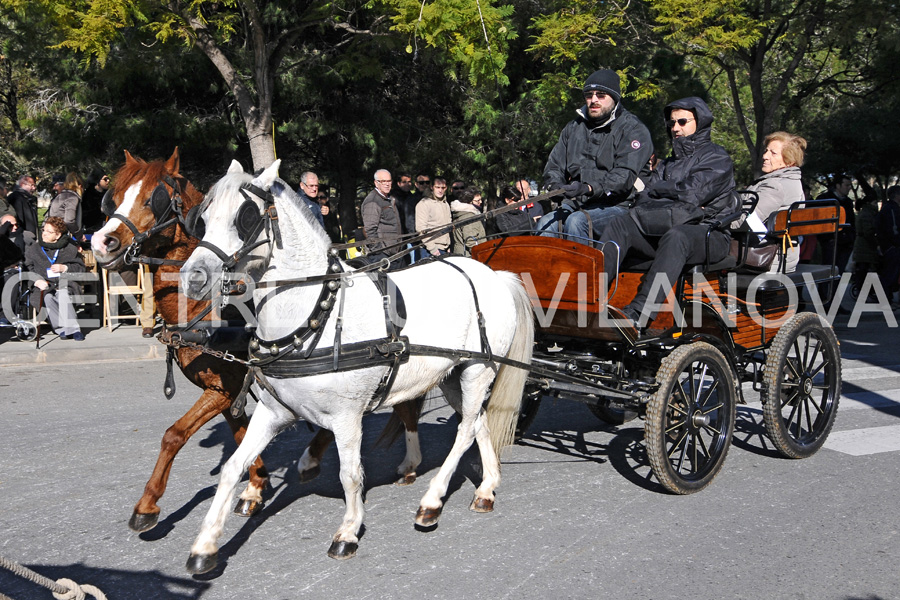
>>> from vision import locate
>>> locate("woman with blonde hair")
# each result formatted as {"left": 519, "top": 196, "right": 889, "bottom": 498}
{"left": 733, "top": 131, "right": 807, "bottom": 272}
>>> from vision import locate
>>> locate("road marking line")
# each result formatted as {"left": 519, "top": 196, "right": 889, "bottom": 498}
{"left": 824, "top": 424, "right": 900, "bottom": 456}
{"left": 745, "top": 389, "right": 900, "bottom": 412}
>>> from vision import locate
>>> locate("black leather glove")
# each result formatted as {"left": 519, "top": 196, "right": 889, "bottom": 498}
{"left": 547, "top": 182, "right": 563, "bottom": 192}
{"left": 562, "top": 182, "right": 592, "bottom": 199}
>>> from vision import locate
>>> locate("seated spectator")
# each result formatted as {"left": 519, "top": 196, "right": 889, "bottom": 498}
{"left": 24, "top": 216, "right": 86, "bottom": 340}
{"left": 731, "top": 131, "right": 807, "bottom": 272}
{"left": 415, "top": 177, "right": 452, "bottom": 256}
{"left": 494, "top": 186, "right": 533, "bottom": 236}
{"left": 48, "top": 172, "right": 85, "bottom": 241}
{"left": 515, "top": 179, "right": 544, "bottom": 222}
{"left": 600, "top": 97, "right": 736, "bottom": 332}
{"left": 450, "top": 187, "right": 487, "bottom": 256}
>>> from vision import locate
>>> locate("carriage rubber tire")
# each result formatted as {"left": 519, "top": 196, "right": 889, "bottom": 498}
{"left": 645, "top": 342, "right": 736, "bottom": 495}
{"left": 762, "top": 312, "right": 841, "bottom": 459}
{"left": 515, "top": 388, "right": 542, "bottom": 442}
{"left": 588, "top": 403, "right": 639, "bottom": 425}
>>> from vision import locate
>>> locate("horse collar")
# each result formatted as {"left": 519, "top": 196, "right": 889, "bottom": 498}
{"left": 248, "top": 255, "right": 344, "bottom": 361}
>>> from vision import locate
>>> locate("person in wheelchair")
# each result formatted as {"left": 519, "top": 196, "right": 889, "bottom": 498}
{"left": 730, "top": 131, "right": 807, "bottom": 273}
{"left": 600, "top": 97, "right": 737, "bottom": 331}
{"left": 23, "top": 216, "right": 86, "bottom": 340}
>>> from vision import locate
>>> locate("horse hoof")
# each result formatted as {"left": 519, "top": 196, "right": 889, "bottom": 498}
{"left": 185, "top": 552, "right": 218, "bottom": 574}
{"left": 470, "top": 496, "right": 494, "bottom": 513}
{"left": 395, "top": 473, "right": 417, "bottom": 486}
{"left": 415, "top": 506, "right": 442, "bottom": 527}
{"left": 128, "top": 511, "right": 159, "bottom": 533}
{"left": 327, "top": 540, "right": 358, "bottom": 560}
{"left": 299, "top": 465, "right": 321, "bottom": 483}
{"left": 233, "top": 498, "right": 263, "bottom": 517}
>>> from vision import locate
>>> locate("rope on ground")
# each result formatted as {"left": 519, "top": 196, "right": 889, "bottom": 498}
{"left": 0, "top": 555, "right": 107, "bottom": 600}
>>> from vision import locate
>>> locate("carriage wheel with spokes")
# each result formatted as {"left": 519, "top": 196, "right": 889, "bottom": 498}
{"left": 645, "top": 342, "right": 736, "bottom": 495}
{"left": 763, "top": 312, "right": 841, "bottom": 458}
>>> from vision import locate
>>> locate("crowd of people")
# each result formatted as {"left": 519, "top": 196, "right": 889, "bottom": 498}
{"left": 4, "top": 67, "right": 900, "bottom": 343}
{"left": 1, "top": 169, "right": 155, "bottom": 341}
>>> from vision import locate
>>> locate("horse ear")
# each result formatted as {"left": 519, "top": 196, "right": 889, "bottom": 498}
{"left": 227, "top": 160, "right": 244, "bottom": 174}
{"left": 166, "top": 147, "right": 180, "bottom": 174}
{"left": 124, "top": 150, "right": 136, "bottom": 165}
{"left": 252, "top": 159, "right": 281, "bottom": 191}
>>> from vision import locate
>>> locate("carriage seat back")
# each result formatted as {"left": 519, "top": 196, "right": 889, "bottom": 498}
{"left": 470, "top": 236, "right": 610, "bottom": 311}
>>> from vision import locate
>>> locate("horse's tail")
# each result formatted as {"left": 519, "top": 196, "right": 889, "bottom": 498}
{"left": 375, "top": 397, "right": 425, "bottom": 448}
{"left": 485, "top": 272, "right": 534, "bottom": 456}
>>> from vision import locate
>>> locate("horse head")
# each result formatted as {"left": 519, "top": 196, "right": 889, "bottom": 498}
{"left": 180, "top": 160, "right": 283, "bottom": 300}
{"left": 91, "top": 148, "right": 201, "bottom": 269}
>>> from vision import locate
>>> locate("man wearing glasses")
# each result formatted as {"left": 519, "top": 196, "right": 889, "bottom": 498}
{"left": 297, "top": 171, "right": 325, "bottom": 228}
{"left": 599, "top": 97, "right": 736, "bottom": 335}
{"left": 361, "top": 169, "right": 405, "bottom": 267}
{"left": 536, "top": 69, "right": 653, "bottom": 243}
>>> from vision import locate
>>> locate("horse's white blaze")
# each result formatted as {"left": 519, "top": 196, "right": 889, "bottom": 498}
{"left": 90, "top": 180, "right": 143, "bottom": 257}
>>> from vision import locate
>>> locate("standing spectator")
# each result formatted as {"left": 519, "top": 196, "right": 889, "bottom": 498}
{"left": 536, "top": 69, "right": 654, "bottom": 243}
{"left": 7, "top": 175, "right": 39, "bottom": 237}
{"left": 450, "top": 187, "right": 487, "bottom": 256}
{"left": 415, "top": 177, "right": 452, "bottom": 256}
{"left": 81, "top": 170, "right": 110, "bottom": 233}
{"left": 1, "top": 183, "right": 14, "bottom": 220}
{"left": 876, "top": 186, "right": 900, "bottom": 307}
{"left": 393, "top": 173, "right": 416, "bottom": 233}
{"left": 414, "top": 172, "right": 431, "bottom": 199}
{"left": 317, "top": 190, "right": 342, "bottom": 244}
{"left": 0, "top": 214, "right": 28, "bottom": 270}
{"left": 361, "top": 169, "right": 404, "bottom": 267}
{"left": 515, "top": 179, "right": 544, "bottom": 222}
{"left": 851, "top": 186, "right": 881, "bottom": 295}
{"left": 297, "top": 171, "right": 325, "bottom": 228}
{"left": 494, "top": 186, "right": 533, "bottom": 236}
{"left": 394, "top": 172, "right": 426, "bottom": 262}
{"left": 24, "top": 216, "right": 85, "bottom": 340}
{"left": 817, "top": 174, "right": 855, "bottom": 273}
{"left": 47, "top": 172, "right": 84, "bottom": 240}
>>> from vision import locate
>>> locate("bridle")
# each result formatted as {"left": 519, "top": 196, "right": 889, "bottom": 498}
{"left": 188, "top": 182, "right": 283, "bottom": 273}
{"left": 101, "top": 174, "right": 188, "bottom": 266}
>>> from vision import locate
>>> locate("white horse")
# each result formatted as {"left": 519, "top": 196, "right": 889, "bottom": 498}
{"left": 179, "top": 160, "right": 534, "bottom": 572}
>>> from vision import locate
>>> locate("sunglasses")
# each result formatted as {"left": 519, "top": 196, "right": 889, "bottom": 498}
{"left": 583, "top": 91, "right": 609, "bottom": 99}
{"left": 666, "top": 117, "right": 695, "bottom": 128}
{"left": 416, "top": 179, "right": 430, "bottom": 185}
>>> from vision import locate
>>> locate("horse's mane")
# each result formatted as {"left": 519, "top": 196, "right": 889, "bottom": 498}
{"left": 113, "top": 157, "right": 170, "bottom": 195}
{"left": 112, "top": 155, "right": 204, "bottom": 208}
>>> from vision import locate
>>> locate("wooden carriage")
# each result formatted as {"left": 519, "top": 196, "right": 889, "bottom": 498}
{"left": 472, "top": 200, "right": 844, "bottom": 494}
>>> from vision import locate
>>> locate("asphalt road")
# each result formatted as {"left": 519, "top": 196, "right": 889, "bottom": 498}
{"left": 1, "top": 314, "right": 898, "bottom": 600}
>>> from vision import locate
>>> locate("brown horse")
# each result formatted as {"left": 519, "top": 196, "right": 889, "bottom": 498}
{"left": 91, "top": 149, "right": 422, "bottom": 533}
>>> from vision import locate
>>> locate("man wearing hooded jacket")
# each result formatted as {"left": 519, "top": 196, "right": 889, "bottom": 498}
{"left": 536, "top": 69, "right": 654, "bottom": 242}
{"left": 601, "top": 97, "right": 737, "bottom": 333}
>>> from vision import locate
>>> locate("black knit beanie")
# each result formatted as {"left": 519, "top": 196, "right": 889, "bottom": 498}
{"left": 583, "top": 69, "right": 621, "bottom": 103}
